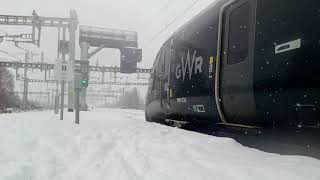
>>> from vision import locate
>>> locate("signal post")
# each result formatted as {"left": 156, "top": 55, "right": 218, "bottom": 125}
{"left": 74, "top": 73, "right": 88, "bottom": 124}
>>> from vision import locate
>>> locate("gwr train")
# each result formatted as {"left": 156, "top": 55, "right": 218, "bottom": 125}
{"left": 145, "top": 0, "right": 320, "bottom": 128}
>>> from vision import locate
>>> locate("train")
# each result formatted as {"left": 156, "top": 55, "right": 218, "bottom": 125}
{"left": 145, "top": 0, "right": 320, "bottom": 129}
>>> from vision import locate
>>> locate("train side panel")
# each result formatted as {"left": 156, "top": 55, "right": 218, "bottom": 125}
{"left": 253, "top": 0, "right": 320, "bottom": 126}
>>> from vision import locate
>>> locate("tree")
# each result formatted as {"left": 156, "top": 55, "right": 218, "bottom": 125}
{"left": 0, "top": 67, "right": 19, "bottom": 108}
{"left": 118, "top": 87, "right": 144, "bottom": 109}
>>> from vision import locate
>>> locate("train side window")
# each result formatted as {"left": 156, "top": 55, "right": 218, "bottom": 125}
{"left": 227, "top": 2, "right": 250, "bottom": 65}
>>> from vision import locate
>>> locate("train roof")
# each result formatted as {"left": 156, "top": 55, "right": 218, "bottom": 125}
{"left": 167, "top": 0, "right": 228, "bottom": 41}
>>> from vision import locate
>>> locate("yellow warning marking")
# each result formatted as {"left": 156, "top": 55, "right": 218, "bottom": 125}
{"left": 210, "top": 56, "right": 214, "bottom": 64}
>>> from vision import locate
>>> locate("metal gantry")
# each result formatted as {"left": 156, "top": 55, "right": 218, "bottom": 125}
{"left": 0, "top": 14, "right": 70, "bottom": 27}
{"left": 0, "top": 60, "right": 152, "bottom": 73}
{"left": 0, "top": 12, "right": 74, "bottom": 47}
{"left": 16, "top": 77, "right": 149, "bottom": 86}
{"left": 0, "top": 10, "right": 78, "bottom": 114}
{"left": 1, "top": 59, "right": 151, "bottom": 86}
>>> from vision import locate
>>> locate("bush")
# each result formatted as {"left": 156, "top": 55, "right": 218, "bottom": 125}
{"left": 0, "top": 67, "right": 20, "bottom": 109}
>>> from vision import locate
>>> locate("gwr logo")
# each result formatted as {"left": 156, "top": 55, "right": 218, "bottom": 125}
{"left": 175, "top": 50, "right": 203, "bottom": 82}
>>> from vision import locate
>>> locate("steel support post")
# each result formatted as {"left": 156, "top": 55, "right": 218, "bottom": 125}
{"left": 60, "top": 27, "right": 66, "bottom": 120}
{"left": 60, "top": 80, "right": 64, "bottom": 120}
{"left": 102, "top": 71, "right": 105, "bottom": 83}
{"left": 80, "top": 42, "right": 89, "bottom": 111}
{"left": 55, "top": 92, "right": 59, "bottom": 114}
{"left": 23, "top": 53, "right": 29, "bottom": 110}
{"left": 75, "top": 89, "right": 80, "bottom": 124}
{"left": 47, "top": 92, "right": 50, "bottom": 107}
{"left": 68, "top": 10, "right": 78, "bottom": 112}
{"left": 54, "top": 27, "right": 60, "bottom": 114}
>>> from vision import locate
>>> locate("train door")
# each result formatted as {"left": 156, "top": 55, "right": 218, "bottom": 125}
{"left": 219, "top": 0, "right": 256, "bottom": 125}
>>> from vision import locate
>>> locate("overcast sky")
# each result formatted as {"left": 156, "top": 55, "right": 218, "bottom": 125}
{"left": 0, "top": 0, "right": 217, "bottom": 68}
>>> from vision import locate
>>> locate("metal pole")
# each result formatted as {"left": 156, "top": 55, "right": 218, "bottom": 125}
{"left": 57, "top": 27, "right": 60, "bottom": 59}
{"left": 51, "top": 91, "right": 53, "bottom": 107}
{"left": 54, "top": 27, "right": 60, "bottom": 114}
{"left": 39, "top": 91, "right": 42, "bottom": 104}
{"left": 80, "top": 42, "right": 89, "bottom": 111}
{"left": 60, "top": 81, "right": 64, "bottom": 120}
{"left": 47, "top": 91, "right": 50, "bottom": 107}
{"left": 60, "top": 27, "right": 66, "bottom": 120}
{"left": 102, "top": 71, "right": 105, "bottom": 83}
{"left": 23, "top": 53, "right": 29, "bottom": 110}
{"left": 25, "top": 79, "right": 28, "bottom": 108}
{"left": 75, "top": 89, "right": 80, "bottom": 124}
{"left": 74, "top": 73, "right": 81, "bottom": 124}
{"left": 55, "top": 93, "right": 60, "bottom": 114}
{"left": 68, "top": 10, "right": 78, "bottom": 112}
{"left": 15, "top": 67, "right": 19, "bottom": 80}
{"left": 54, "top": 83, "right": 59, "bottom": 114}
{"left": 62, "top": 27, "right": 66, "bottom": 60}
{"left": 114, "top": 67, "right": 117, "bottom": 82}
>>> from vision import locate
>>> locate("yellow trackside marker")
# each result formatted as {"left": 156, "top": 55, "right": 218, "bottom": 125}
{"left": 169, "top": 89, "right": 173, "bottom": 97}
{"left": 210, "top": 56, "right": 214, "bottom": 64}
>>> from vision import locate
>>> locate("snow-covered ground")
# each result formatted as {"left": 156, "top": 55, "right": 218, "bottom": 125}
{"left": 0, "top": 108, "right": 319, "bottom": 180}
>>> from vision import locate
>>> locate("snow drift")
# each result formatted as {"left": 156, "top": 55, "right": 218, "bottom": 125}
{"left": 0, "top": 108, "right": 319, "bottom": 180}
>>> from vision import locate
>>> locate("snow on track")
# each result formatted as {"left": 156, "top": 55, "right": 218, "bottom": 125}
{"left": 0, "top": 108, "right": 319, "bottom": 180}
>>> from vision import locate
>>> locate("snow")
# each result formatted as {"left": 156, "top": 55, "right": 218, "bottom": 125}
{"left": 0, "top": 108, "right": 319, "bottom": 180}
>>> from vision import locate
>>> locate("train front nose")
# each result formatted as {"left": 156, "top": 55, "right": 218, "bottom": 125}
{"left": 253, "top": 0, "right": 320, "bottom": 127}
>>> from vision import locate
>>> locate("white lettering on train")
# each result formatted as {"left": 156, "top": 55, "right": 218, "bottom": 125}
{"left": 175, "top": 50, "right": 203, "bottom": 82}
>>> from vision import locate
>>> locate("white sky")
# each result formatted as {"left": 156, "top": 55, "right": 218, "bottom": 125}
{"left": 0, "top": 0, "right": 217, "bottom": 68}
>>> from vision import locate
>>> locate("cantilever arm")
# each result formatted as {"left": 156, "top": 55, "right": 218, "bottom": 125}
{"left": 88, "top": 45, "right": 105, "bottom": 59}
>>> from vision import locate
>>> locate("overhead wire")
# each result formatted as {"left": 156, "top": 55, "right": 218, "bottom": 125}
{"left": 139, "top": 0, "right": 173, "bottom": 28}
{"left": 142, "top": 0, "right": 203, "bottom": 48}
{"left": 137, "top": 0, "right": 174, "bottom": 45}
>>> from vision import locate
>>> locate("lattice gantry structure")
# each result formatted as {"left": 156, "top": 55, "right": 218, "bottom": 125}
{"left": 0, "top": 60, "right": 151, "bottom": 85}
{"left": 0, "top": 10, "right": 78, "bottom": 110}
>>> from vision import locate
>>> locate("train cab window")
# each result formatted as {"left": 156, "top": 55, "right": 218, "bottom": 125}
{"left": 227, "top": 2, "right": 250, "bottom": 65}
{"left": 152, "top": 49, "right": 165, "bottom": 99}
{"left": 162, "top": 45, "right": 171, "bottom": 80}
{"left": 151, "top": 52, "right": 160, "bottom": 91}
{"left": 159, "top": 48, "right": 165, "bottom": 77}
